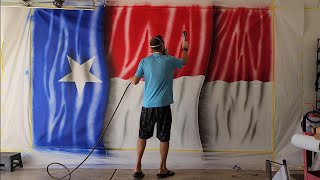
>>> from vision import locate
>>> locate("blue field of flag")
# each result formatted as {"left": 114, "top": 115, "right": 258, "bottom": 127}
{"left": 32, "top": 8, "right": 108, "bottom": 150}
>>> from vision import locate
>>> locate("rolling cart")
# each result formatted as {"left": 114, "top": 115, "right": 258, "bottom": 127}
{"left": 303, "top": 132, "right": 320, "bottom": 180}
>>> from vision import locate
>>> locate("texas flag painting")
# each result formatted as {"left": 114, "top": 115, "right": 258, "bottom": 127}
{"left": 1, "top": 6, "right": 272, "bottom": 155}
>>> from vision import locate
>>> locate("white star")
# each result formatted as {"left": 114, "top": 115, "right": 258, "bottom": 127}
{"left": 59, "top": 55, "right": 102, "bottom": 96}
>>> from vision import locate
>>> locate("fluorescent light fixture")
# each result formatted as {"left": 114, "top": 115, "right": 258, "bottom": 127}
{"left": 20, "top": 0, "right": 30, "bottom": 6}
{"left": 52, "top": 0, "right": 64, "bottom": 8}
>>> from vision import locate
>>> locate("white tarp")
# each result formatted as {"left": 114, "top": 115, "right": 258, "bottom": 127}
{"left": 1, "top": 7, "right": 32, "bottom": 151}
{"left": 1, "top": 0, "right": 320, "bottom": 170}
{"left": 274, "top": 0, "right": 304, "bottom": 168}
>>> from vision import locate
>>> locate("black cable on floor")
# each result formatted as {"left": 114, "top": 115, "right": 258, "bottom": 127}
{"left": 109, "top": 169, "right": 117, "bottom": 180}
{"left": 47, "top": 83, "right": 131, "bottom": 180}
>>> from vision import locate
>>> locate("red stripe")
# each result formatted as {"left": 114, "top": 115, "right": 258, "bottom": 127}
{"left": 104, "top": 6, "right": 272, "bottom": 82}
{"left": 205, "top": 8, "right": 272, "bottom": 82}
{"left": 104, "top": 6, "right": 213, "bottom": 79}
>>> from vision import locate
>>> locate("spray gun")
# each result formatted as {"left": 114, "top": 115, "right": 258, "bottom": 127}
{"left": 182, "top": 31, "right": 188, "bottom": 53}
{"left": 183, "top": 31, "right": 187, "bottom": 41}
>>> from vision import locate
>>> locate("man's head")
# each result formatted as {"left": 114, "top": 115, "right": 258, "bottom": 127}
{"left": 150, "top": 35, "right": 166, "bottom": 54}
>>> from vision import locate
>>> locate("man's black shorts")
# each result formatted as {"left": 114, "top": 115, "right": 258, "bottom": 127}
{"left": 139, "top": 105, "right": 172, "bottom": 142}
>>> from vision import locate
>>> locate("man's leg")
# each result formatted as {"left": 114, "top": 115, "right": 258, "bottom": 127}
{"left": 135, "top": 138, "right": 147, "bottom": 173}
{"left": 159, "top": 141, "right": 169, "bottom": 173}
{"left": 156, "top": 105, "right": 173, "bottom": 175}
{"left": 134, "top": 107, "right": 155, "bottom": 177}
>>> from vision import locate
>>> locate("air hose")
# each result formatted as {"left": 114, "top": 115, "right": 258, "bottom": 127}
{"left": 47, "top": 83, "right": 131, "bottom": 180}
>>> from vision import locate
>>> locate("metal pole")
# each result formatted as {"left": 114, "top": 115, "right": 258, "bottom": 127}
{"left": 265, "top": 160, "right": 272, "bottom": 180}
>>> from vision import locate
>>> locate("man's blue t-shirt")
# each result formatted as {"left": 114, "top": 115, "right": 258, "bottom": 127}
{"left": 135, "top": 53, "right": 184, "bottom": 108}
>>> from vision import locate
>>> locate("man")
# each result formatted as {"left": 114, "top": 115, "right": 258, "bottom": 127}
{"left": 129, "top": 35, "right": 189, "bottom": 178}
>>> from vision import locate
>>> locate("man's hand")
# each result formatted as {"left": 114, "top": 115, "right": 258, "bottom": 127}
{"left": 181, "top": 41, "right": 189, "bottom": 65}
{"left": 182, "top": 41, "right": 189, "bottom": 50}
{"left": 129, "top": 76, "right": 141, "bottom": 85}
{"left": 315, "top": 133, "right": 320, "bottom": 140}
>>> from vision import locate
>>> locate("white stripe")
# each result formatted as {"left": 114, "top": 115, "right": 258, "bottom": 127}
{"left": 103, "top": 76, "right": 204, "bottom": 150}
{"left": 199, "top": 81, "right": 272, "bottom": 151}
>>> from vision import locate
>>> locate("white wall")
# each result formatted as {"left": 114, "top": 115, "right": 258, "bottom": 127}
{"left": 303, "top": 9, "right": 320, "bottom": 113}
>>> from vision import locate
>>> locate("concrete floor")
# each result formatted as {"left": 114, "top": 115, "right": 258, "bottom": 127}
{"left": 0, "top": 168, "right": 304, "bottom": 180}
